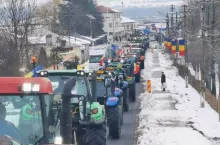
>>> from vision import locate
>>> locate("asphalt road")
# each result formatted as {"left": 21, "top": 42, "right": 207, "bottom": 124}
{"left": 107, "top": 82, "right": 144, "bottom": 145}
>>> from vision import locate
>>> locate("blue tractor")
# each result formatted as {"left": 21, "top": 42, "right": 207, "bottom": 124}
{"left": 89, "top": 70, "right": 123, "bottom": 139}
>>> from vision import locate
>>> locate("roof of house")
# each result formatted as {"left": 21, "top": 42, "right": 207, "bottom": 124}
{"left": 96, "top": 5, "right": 121, "bottom": 13}
{"left": 121, "top": 16, "right": 135, "bottom": 24}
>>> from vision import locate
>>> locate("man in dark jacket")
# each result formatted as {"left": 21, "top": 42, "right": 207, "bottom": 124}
{"left": 161, "top": 72, "right": 166, "bottom": 91}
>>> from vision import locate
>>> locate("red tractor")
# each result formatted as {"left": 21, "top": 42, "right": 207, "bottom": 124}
{"left": 0, "top": 77, "right": 53, "bottom": 144}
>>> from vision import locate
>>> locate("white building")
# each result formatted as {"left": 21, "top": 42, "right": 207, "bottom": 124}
{"left": 96, "top": 5, "right": 124, "bottom": 42}
{"left": 121, "top": 16, "right": 136, "bottom": 37}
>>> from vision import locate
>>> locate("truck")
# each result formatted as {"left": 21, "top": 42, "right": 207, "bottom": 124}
{"left": 88, "top": 44, "right": 112, "bottom": 71}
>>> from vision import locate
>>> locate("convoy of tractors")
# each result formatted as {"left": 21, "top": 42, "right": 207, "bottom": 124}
{"left": 0, "top": 37, "right": 149, "bottom": 145}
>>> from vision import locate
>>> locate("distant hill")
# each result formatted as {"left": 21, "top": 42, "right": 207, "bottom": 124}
{"left": 97, "top": 0, "right": 182, "bottom": 18}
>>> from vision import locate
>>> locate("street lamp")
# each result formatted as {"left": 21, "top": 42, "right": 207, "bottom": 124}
{"left": 86, "top": 14, "right": 96, "bottom": 38}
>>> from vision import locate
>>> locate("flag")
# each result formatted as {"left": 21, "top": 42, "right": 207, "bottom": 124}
{"left": 171, "top": 40, "right": 176, "bottom": 54}
{"left": 24, "top": 65, "right": 43, "bottom": 78}
{"left": 116, "top": 49, "right": 122, "bottom": 56}
{"left": 99, "top": 56, "right": 105, "bottom": 66}
{"left": 167, "top": 38, "right": 171, "bottom": 49}
{"left": 179, "top": 39, "right": 185, "bottom": 56}
{"left": 164, "top": 37, "right": 168, "bottom": 48}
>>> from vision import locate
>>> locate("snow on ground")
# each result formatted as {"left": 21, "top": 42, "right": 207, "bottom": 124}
{"left": 137, "top": 48, "right": 220, "bottom": 145}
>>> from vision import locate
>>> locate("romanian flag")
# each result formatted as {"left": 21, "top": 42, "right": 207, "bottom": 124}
{"left": 178, "top": 39, "right": 185, "bottom": 56}
{"left": 99, "top": 56, "right": 105, "bottom": 66}
{"left": 167, "top": 38, "right": 172, "bottom": 50}
{"left": 171, "top": 40, "right": 176, "bottom": 54}
{"left": 24, "top": 65, "right": 43, "bottom": 78}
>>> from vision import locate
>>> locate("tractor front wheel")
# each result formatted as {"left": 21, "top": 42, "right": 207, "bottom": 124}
{"left": 129, "top": 83, "right": 136, "bottom": 102}
{"left": 123, "top": 88, "right": 129, "bottom": 112}
{"left": 85, "top": 122, "right": 107, "bottom": 145}
{"left": 108, "top": 105, "right": 121, "bottom": 139}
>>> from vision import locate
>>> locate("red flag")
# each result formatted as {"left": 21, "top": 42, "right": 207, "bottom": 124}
{"left": 179, "top": 51, "right": 185, "bottom": 56}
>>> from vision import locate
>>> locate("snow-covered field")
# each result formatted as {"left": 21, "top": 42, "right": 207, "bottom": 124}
{"left": 137, "top": 48, "right": 220, "bottom": 145}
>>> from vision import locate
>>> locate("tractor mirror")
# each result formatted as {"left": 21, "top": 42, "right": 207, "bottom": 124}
{"left": 53, "top": 94, "right": 62, "bottom": 102}
{"left": 49, "top": 125, "right": 56, "bottom": 133}
{"left": 104, "top": 78, "right": 111, "bottom": 88}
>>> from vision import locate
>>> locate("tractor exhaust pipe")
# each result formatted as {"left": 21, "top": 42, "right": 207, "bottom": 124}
{"left": 60, "top": 77, "right": 76, "bottom": 143}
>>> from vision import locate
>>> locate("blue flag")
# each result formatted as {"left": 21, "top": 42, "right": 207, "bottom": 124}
{"left": 32, "top": 65, "right": 43, "bottom": 77}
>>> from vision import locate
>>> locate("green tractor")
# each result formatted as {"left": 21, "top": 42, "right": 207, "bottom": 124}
{"left": 38, "top": 70, "right": 107, "bottom": 145}
{"left": 89, "top": 70, "right": 123, "bottom": 139}
{"left": 105, "top": 62, "right": 136, "bottom": 103}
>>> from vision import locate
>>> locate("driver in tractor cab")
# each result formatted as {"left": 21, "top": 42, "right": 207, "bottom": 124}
{"left": 0, "top": 103, "right": 24, "bottom": 144}
{"left": 18, "top": 97, "right": 42, "bottom": 140}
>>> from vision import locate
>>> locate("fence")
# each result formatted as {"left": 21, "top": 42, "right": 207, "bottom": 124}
{"left": 176, "top": 64, "right": 219, "bottom": 112}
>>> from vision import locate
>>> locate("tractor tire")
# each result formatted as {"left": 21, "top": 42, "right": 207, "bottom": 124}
{"left": 129, "top": 83, "right": 136, "bottom": 102}
{"left": 108, "top": 105, "right": 121, "bottom": 139}
{"left": 135, "top": 72, "right": 141, "bottom": 82}
{"left": 123, "top": 88, "right": 129, "bottom": 112}
{"left": 85, "top": 122, "right": 107, "bottom": 145}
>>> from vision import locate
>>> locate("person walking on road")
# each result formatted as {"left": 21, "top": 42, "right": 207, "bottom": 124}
{"left": 161, "top": 72, "right": 166, "bottom": 91}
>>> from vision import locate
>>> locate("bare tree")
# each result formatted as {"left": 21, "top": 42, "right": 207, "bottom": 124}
{"left": 0, "top": 0, "right": 38, "bottom": 75}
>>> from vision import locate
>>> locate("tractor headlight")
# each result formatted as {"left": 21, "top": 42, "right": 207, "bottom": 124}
{"left": 77, "top": 71, "right": 85, "bottom": 76}
{"left": 54, "top": 136, "right": 63, "bottom": 144}
{"left": 108, "top": 60, "right": 111, "bottom": 63}
{"left": 39, "top": 71, "right": 48, "bottom": 77}
{"left": 89, "top": 72, "right": 92, "bottom": 76}
{"left": 120, "top": 59, "right": 124, "bottom": 63}
{"left": 22, "top": 83, "right": 40, "bottom": 92}
{"left": 108, "top": 72, "right": 111, "bottom": 75}
{"left": 133, "top": 55, "right": 136, "bottom": 57}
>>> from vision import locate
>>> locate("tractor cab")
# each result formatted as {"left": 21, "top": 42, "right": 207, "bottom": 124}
{"left": 0, "top": 77, "right": 53, "bottom": 145}
{"left": 130, "top": 48, "right": 145, "bottom": 69}
{"left": 37, "top": 69, "right": 107, "bottom": 144}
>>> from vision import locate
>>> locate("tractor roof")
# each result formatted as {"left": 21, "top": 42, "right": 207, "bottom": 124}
{"left": 0, "top": 77, "right": 53, "bottom": 94}
{"left": 45, "top": 69, "right": 89, "bottom": 75}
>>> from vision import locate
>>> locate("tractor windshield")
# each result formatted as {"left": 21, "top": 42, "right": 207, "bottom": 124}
{"left": 0, "top": 95, "right": 43, "bottom": 144}
{"left": 89, "top": 55, "right": 103, "bottom": 63}
{"left": 95, "top": 81, "right": 111, "bottom": 97}
{"left": 47, "top": 75, "right": 87, "bottom": 96}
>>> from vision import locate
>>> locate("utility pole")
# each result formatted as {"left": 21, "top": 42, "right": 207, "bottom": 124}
{"left": 166, "top": 13, "right": 170, "bottom": 35}
{"left": 176, "top": 12, "right": 178, "bottom": 25}
{"left": 106, "top": 7, "right": 109, "bottom": 43}
{"left": 201, "top": 2, "right": 205, "bottom": 108}
{"left": 170, "top": 4, "right": 174, "bottom": 37}
{"left": 211, "top": 0, "right": 216, "bottom": 95}
{"left": 183, "top": 4, "right": 189, "bottom": 88}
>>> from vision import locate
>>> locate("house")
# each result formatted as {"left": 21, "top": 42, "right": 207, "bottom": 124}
{"left": 121, "top": 16, "right": 136, "bottom": 38}
{"left": 29, "top": 27, "right": 91, "bottom": 63}
{"left": 96, "top": 5, "right": 124, "bottom": 42}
